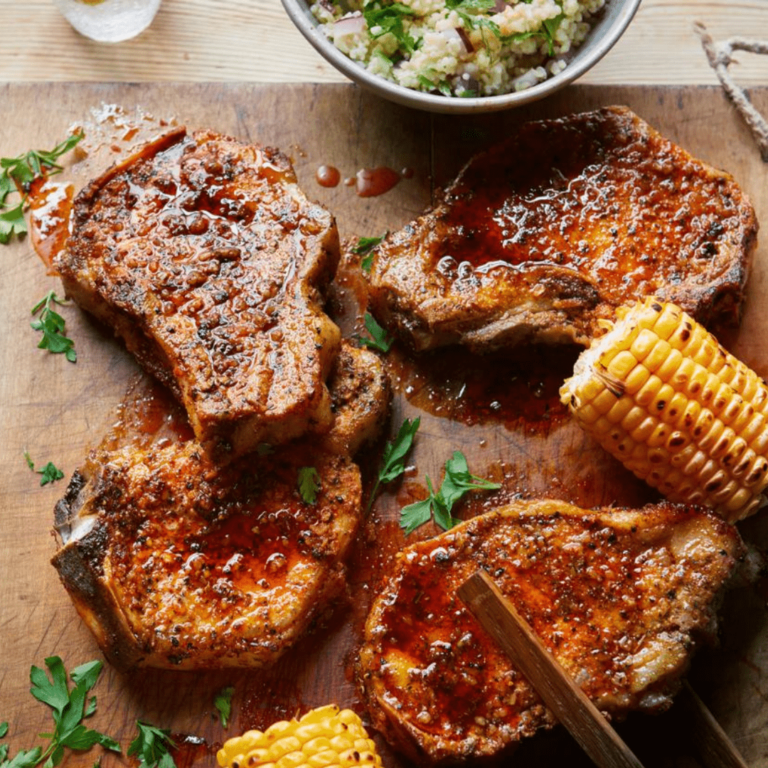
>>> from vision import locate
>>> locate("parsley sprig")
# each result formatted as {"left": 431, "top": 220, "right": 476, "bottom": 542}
{"left": 367, "top": 417, "right": 420, "bottom": 513}
{"left": 0, "top": 656, "right": 120, "bottom": 768}
{"left": 0, "top": 133, "right": 82, "bottom": 244}
{"left": 444, "top": 0, "right": 565, "bottom": 59}
{"left": 31, "top": 291, "right": 77, "bottom": 362}
{"left": 362, "top": 1, "right": 418, "bottom": 55}
{"left": 358, "top": 312, "right": 393, "bottom": 354}
{"left": 214, "top": 687, "right": 234, "bottom": 729}
{"left": 447, "top": 0, "right": 501, "bottom": 42}
{"left": 400, "top": 451, "right": 500, "bottom": 534}
{"left": 298, "top": 466, "right": 321, "bottom": 505}
{"left": 352, "top": 232, "right": 387, "bottom": 272}
{"left": 24, "top": 451, "right": 64, "bottom": 487}
{"left": 128, "top": 722, "right": 176, "bottom": 768}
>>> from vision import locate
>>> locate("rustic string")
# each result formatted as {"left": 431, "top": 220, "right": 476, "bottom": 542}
{"left": 695, "top": 21, "right": 768, "bottom": 162}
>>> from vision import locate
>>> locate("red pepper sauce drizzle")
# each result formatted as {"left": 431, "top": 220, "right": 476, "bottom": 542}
{"left": 319, "top": 165, "right": 406, "bottom": 197}
{"left": 166, "top": 734, "right": 211, "bottom": 768}
{"left": 316, "top": 164, "right": 341, "bottom": 188}
{"left": 355, "top": 166, "right": 401, "bottom": 197}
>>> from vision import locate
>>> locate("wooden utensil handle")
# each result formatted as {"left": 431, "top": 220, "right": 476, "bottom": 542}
{"left": 458, "top": 569, "right": 646, "bottom": 768}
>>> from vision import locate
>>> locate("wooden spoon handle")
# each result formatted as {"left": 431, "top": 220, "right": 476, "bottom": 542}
{"left": 458, "top": 569, "right": 646, "bottom": 768}
{"left": 678, "top": 681, "right": 749, "bottom": 768}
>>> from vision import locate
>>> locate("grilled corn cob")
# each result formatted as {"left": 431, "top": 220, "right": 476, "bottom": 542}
{"left": 217, "top": 704, "right": 384, "bottom": 768}
{"left": 560, "top": 297, "right": 768, "bottom": 522}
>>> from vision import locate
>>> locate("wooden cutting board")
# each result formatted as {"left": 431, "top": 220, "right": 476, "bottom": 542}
{"left": 2, "top": 82, "right": 768, "bottom": 768}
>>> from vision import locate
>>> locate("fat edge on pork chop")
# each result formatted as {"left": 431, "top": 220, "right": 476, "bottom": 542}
{"left": 368, "top": 106, "right": 758, "bottom": 352}
{"left": 57, "top": 127, "right": 341, "bottom": 460}
{"left": 51, "top": 343, "right": 390, "bottom": 670}
{"left": 358, "top": 498, "right": 742, "bottom": 765}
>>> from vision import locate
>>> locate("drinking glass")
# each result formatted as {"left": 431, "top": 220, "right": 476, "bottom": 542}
{"left": 53, "top": 0, "right": 162, "bottom": 42}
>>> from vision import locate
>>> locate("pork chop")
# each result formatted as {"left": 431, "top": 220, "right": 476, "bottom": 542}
{"left": 358, "top": 498, "right": 742, "bottom": 764}
{"left": 367, "top": 107, "right": 757, "bottom": 352}
{"left": 52, "top": 343, "right": 389, "bottom": 670}
{"left": 57, "top": 127, "right": 341, "bottom": 460}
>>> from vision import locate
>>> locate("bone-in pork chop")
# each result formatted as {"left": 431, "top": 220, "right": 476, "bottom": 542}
{"left": 358, "top": 498, "right": 742, "bottom": 764}
{"left": 52, "top": 343, "right": 389, "bottom": 671}
{"left": 57, "top": 127, "right": 341, "bottom": 460}
{"left": 367, "top": 107, "right": 757, "bottom": 352}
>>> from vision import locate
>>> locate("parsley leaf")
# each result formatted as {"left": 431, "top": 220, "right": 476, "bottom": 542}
{"left": 361, "top": 252, "right": 375, "bottom": 272}
{"left": 446, "top": 0, "right": 494, "bottom": 12}
{"left": 352, "top": 233, "right": 387, "bottom": 255}
{"left": 541, "top": 11, "right": 564, "bottom": 55}
{"left": 0, "top": 204, "right": 27, "bottom": 244}
{"left": 25, "top": 656, "right": 120, "bottom": 768}
{"left": 298, "top": 467, "right": 321, "bottom": 504}
{"left": 128, "top": 722, "right": 176, "bottom": 768}
{"left": 38, "top": 463, "right": 65, "bottom": 486}
{"left": 400, "top": 450, "right": 500, "bottom": 534}
{"left": 214, "top": 687, "right": 234, "bottom": 728}
{"left": 358, "top": 312, "right": 393, "bottom": 354}
{"left": 366, "top": 417, "right": 420, "bottom": 513}
{"left": 1, "top": 134, "right": 83, "bottom": 190}
{"left": 3, "top": 747, "right": 44, "bottom": 768}
{"left": 439, "top": 451, "right": 500, "bottom": 508}
{"left": 24, "top": 451, "right": 65, "bottom": 487}
{"left": 0, "top": 133, "right": 82, "bottom": 245}
{"left": 0, "top": 173, "right": 13, "bottom": 207}
{"left": 352, "top": 232, "right": 387, "bottom": 272}
{"left": 399, "top": 477, "right": 437, "bottom": 534}
{"left": 507, "top": 3, "right": 564, "bottom": 54}
{"left": 31, "top": 291, "right": 77, "bottom": 362}
{"left": 363, "top": 1, "right": 418, "bottom": 55}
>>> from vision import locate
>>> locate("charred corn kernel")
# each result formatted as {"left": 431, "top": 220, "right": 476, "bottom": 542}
{"left": 217, "top": 705, "right": 383, "bottom": 768}
{"left": 561, "top": 297, "right": 768, "bottom": 522}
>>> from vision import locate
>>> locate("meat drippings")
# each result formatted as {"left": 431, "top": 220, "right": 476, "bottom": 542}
{"left": 27, "top": 178, "right": 74, "bottom": 273}
{"left": 385, "top": 344, "right": 577, "bottom": 433}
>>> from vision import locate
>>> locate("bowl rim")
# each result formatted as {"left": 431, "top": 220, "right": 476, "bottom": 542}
{"left": 281, "top": 0, "right": 643, "bottom": 113}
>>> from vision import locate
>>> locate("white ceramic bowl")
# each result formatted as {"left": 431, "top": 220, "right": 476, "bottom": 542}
{"left": 282, "top": 0, "right": 642, "bottom": 114}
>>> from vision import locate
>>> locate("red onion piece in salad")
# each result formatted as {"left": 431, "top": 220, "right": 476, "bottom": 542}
{"left": 440, "top": 26, "right": 472, "bottom": 54}
{"left": 333, "top": 13, "right": 366, "bottom": 38}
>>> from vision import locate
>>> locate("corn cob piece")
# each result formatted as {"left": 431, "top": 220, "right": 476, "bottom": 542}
{"left": 560, "top": 297, "right": 768, "bottom": 522}
{"left": 217, "top": 704, "right": 384, "bottom": 768}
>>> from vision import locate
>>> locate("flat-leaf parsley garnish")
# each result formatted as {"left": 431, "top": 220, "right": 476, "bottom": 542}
{"left": 128, "top": 722, "right": 176, "bottom": 768}
{"left": 367, "top": 417, "right": 420, "bottom": 513}
{"left": 363, "top": 1, "right": 418, "bottom": 54}
{"left": 0, "top": 133, "right": 82, "bottom": 245}
{"left": 23, "top": 656, "right": 120, "bottom": 767}
{"left": 358, "top": 312, "right": 393, "bottom": 354}
{"left": 352, "top": 232, "right": 387, "bottom": 272}
{"left": 214, "top": 686, "right": 234, "bottom": 729}
{"left": 400, "top": 450, "right": 500, "bottom": 534}
{"left": 298, "top": 466, "right": 321, "bottom": 504}
{"left": 24, "top": 451, "right": 65, "bottom": 487}
{"left": 31, "top": 291, "right": 77, "bottom": 362}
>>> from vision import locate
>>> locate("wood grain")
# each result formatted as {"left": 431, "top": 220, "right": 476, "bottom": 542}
{"left": 1, "top": 0, "right": 768, "bottom": 86}
{"left": 2, "top": 83, "right": 768, "bottom": 768}
{"left": 677, "top": 682, "right": 750, "bottom": 768}
{"left": 458, "top": 571, "right": 646, "bottom": 768}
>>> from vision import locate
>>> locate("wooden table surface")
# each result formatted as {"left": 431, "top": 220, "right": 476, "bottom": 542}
{"left": 3, "top": 80, "right": 768, "bottom": 768}
{"left": 1, "top": 0, "right": 767, "bottom": 85}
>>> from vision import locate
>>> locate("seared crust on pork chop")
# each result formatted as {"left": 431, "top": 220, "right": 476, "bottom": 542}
{"left": 368, "top": 107, "right": 757, "bottom": 352}
{"left": 358, "top": 499, "right": 742, "bottom": 764}
{"left": 52, "top": 343, "right": 389, "bottom": 671}
{"left": 57, "top": 127, "right": 341, "bottom": 460}
{"left": 322, "top": 343, "right": 391, "bottom": 456}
